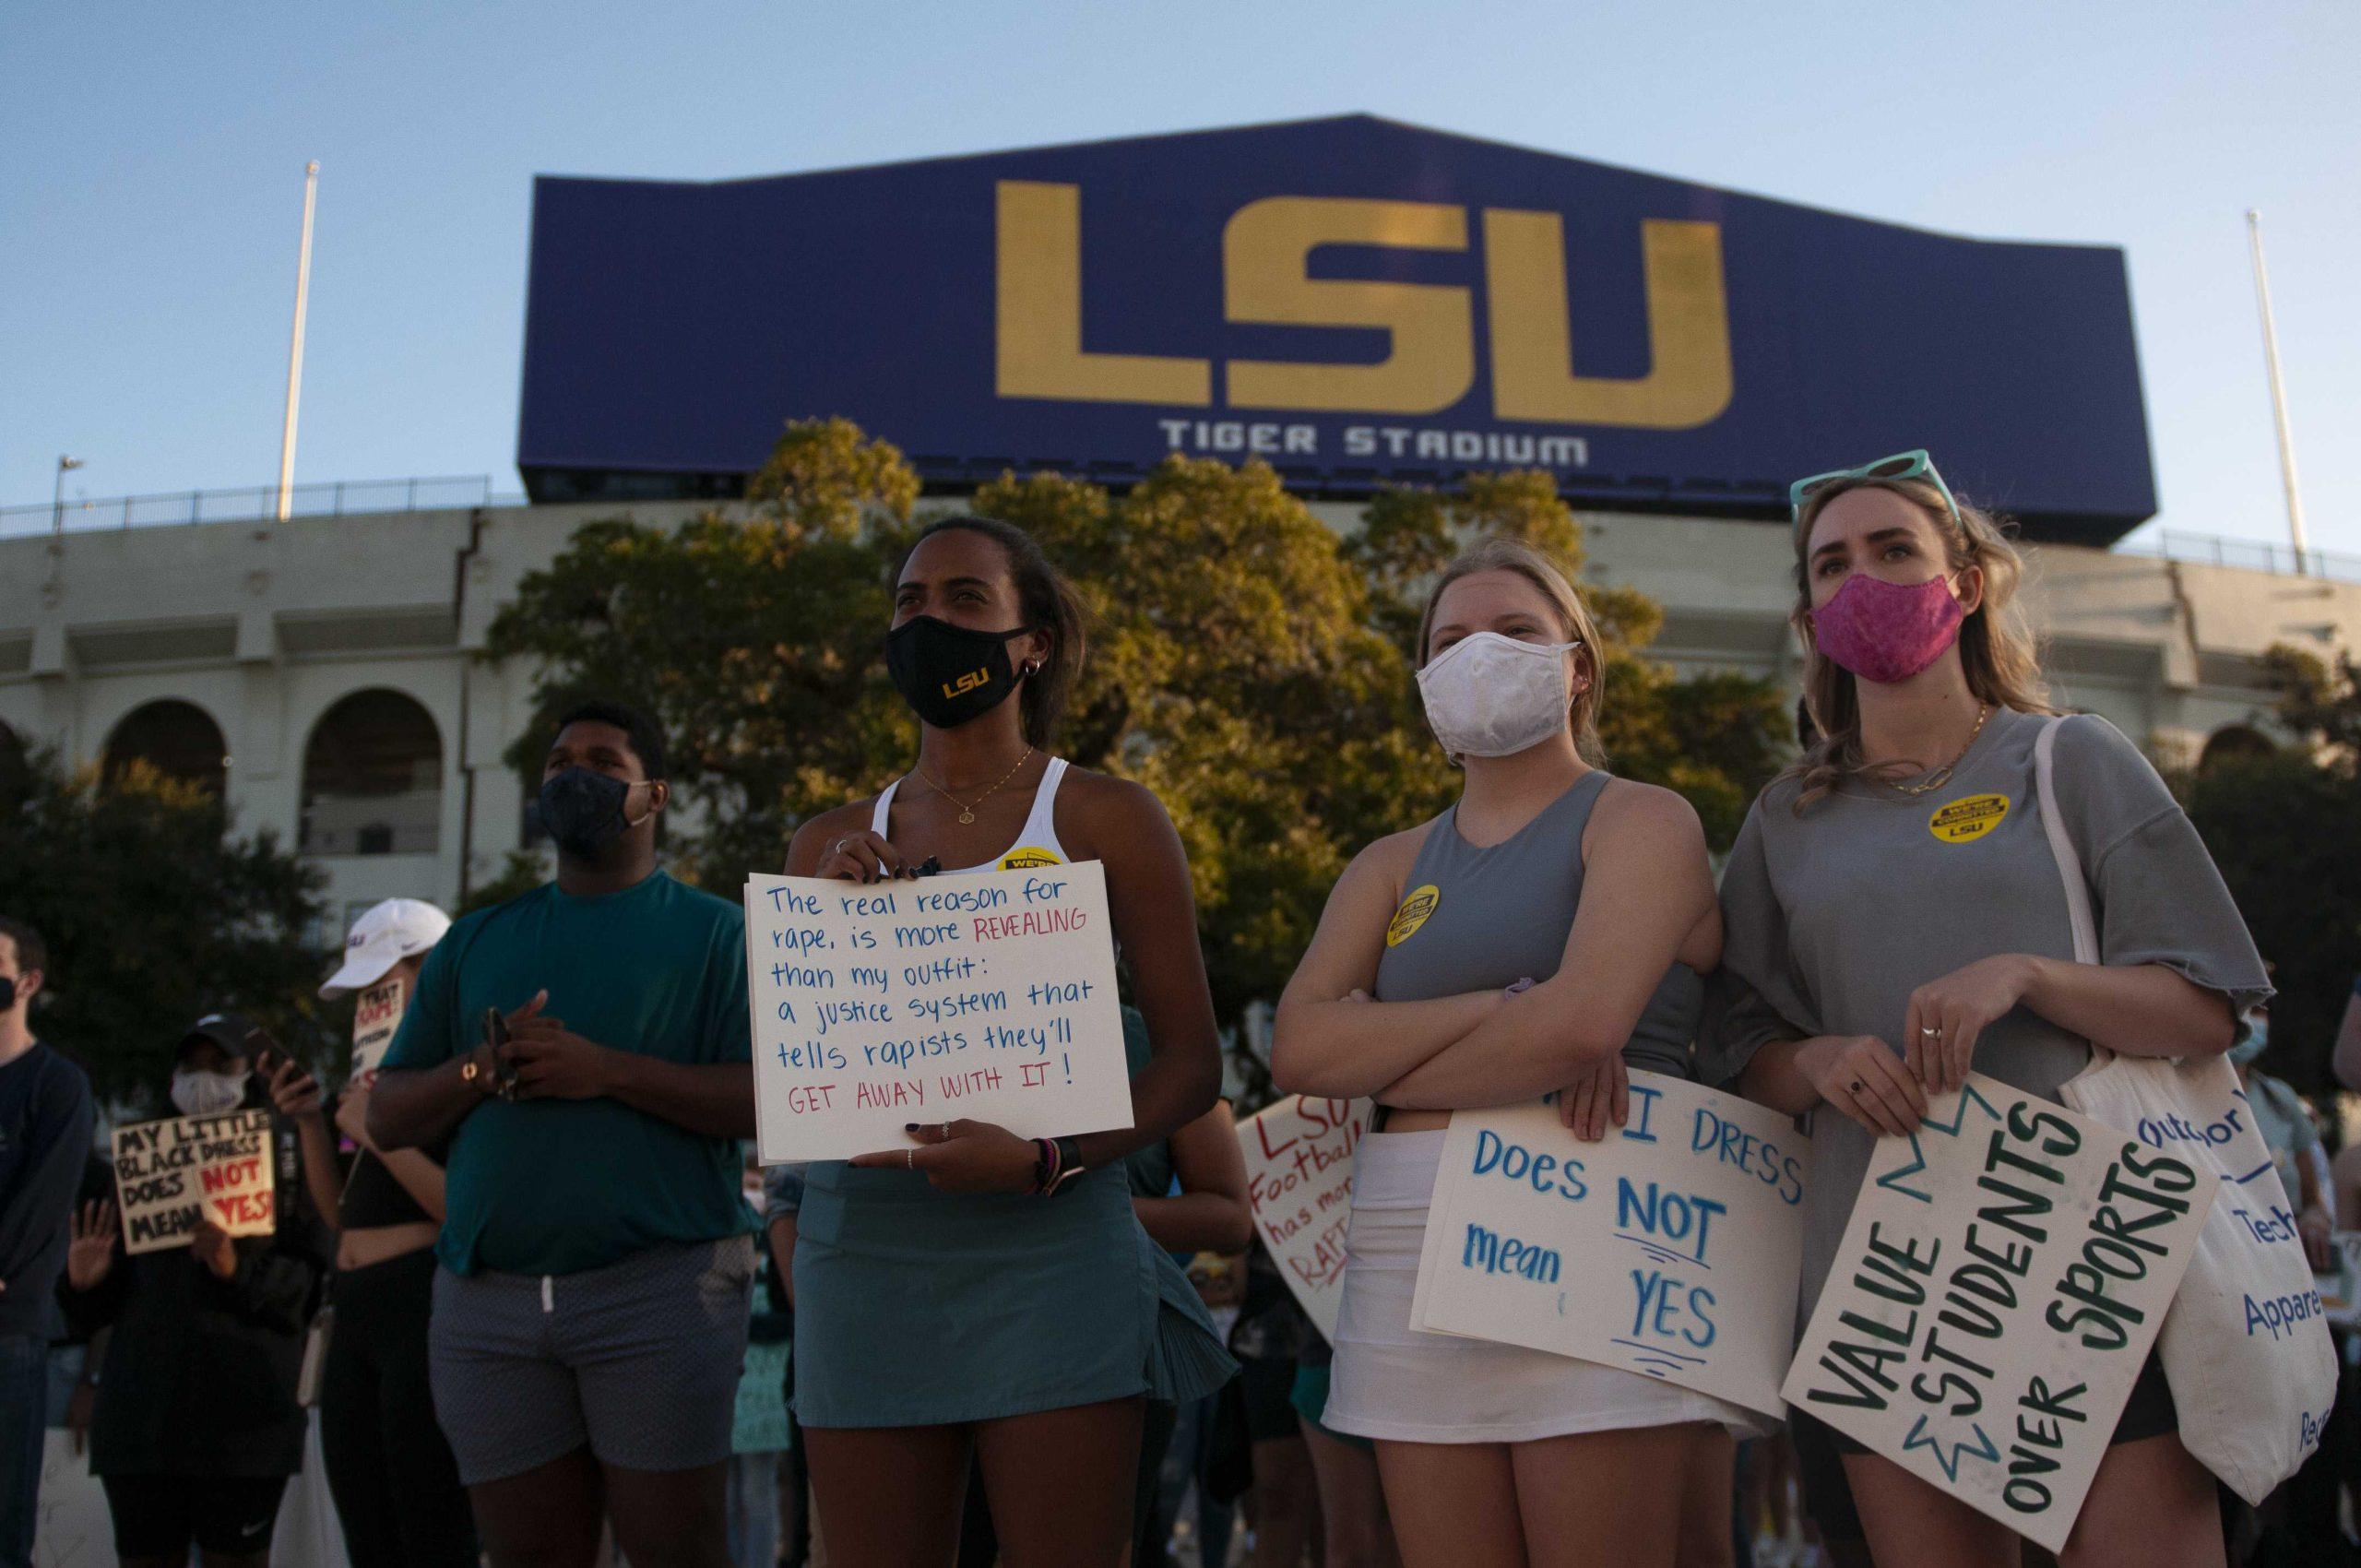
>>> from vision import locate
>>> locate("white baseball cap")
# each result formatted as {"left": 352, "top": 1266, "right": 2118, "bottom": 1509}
{"left": 319, "top": 897, "right": 453, "bottom": 998}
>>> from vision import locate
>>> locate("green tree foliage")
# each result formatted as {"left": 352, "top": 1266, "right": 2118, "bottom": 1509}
{"left": 2181, "top": 647, "right": 2361, "bottom": 1095}
{"left": 486, "top": 421, "right": 1792, "bottom": 1063}
{"left": 0, "top": 747, "right": 327, "bottom": 1109}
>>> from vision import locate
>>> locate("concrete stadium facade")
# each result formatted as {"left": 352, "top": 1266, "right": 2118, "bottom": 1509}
{"left": 3, "top": 499, "right": 2355, "bottom": 940}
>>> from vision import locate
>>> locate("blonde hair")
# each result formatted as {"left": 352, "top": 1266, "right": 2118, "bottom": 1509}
{"left": 1415, "top": 536, "right": 1608, "bottom": 765}
{"left": 1785, "top": 475, "right": 2053, "bottom": 808}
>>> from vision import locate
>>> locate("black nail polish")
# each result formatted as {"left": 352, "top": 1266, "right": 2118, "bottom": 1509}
{"left": 904, "top": 1122, "right": 918, "bottom": 1132}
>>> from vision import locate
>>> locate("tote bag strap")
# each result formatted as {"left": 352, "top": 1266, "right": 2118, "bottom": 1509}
{"left": 2033, "top": 715, "right": 2099, "bottom": 967}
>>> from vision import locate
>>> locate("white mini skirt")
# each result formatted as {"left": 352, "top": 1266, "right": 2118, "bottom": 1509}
{"left": 1324, "top": 1128, "right": 1765, "bottom": 1445}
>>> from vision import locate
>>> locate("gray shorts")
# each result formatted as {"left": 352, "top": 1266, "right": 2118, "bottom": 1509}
{"left": 429, "top": 1235, "right": 754, "bottom": 1485}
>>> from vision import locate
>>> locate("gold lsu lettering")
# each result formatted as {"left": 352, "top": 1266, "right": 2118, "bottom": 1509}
{"left": 996, "top": 181, "right": 1731, "bottom": 429}
{"left": 943, "top": 667, "right": 992, "bottom": 699}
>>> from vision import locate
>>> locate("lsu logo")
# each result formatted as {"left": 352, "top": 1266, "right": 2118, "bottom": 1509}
{"left": 996, "top": 181, "right": 1731, "bottom": 428}
{"left": 943, "top": 667, "right": 992, "bottom": 700}
{"left": 1929, "top": 793, "right": 2010, "bottom": 845}
{"left": 1386, "top": 885, "right": 1442, "bottom": 947}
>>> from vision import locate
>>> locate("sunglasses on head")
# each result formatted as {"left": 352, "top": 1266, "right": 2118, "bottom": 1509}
{"left": 1788, "top": 449, "right": 1962, "bottom": 527}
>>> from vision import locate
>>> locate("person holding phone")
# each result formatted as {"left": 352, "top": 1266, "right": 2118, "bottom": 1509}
{"left": 64, "top": 1013, "right": 332, "bottom": 1568}
{"left": 368, "top": 700, "right": 759, "bottom": 1568}
{"left": 315, "top": 898, "right": 478, "bottom": 1568}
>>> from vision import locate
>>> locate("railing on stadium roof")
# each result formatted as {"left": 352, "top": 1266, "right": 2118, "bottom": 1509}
{"left": 0, "top": 476, "right": 521, "bottom": 537}
{"left": 5, "top": 479, "right": 2356, "bottom": 586}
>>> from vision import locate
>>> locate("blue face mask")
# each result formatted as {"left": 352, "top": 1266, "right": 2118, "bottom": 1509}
{"left": 538, "top": 767, "right": 653, "bottom": 860}
{"left": 2229, "top": 1020, "right": 2269, "bottom": 1066}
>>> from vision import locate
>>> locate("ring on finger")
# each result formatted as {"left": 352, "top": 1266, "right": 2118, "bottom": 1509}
{"left": 905, "top": 1148, "right": 913, "bottom": 1170}
{"left": 1921, "top": 1025, "right": 1943, "bottom": 1039}
{"left": 1848, "top": 1079, "right": 1865, "bottom": 1094}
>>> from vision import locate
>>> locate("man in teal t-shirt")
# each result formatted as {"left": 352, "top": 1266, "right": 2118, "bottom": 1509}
{"left": 373, "top": 700, "right": 755, "bottom": 1568}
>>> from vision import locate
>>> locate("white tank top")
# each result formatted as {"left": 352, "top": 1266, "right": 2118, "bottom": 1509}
{"left": 869, "top": 756, "right": 1072, "bottom": 874}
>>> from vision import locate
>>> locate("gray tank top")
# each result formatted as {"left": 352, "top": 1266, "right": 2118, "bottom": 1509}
{"left": 1373, "top": 770, "right": 1699, "bottom": 1081}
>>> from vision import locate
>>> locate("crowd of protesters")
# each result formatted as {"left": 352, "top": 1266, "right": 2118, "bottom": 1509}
{"left": 2, "top": 454, "right": 2359, "bottom": 1567}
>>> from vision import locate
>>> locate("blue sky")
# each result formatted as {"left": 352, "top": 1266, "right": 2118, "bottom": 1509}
{"left": 5, "top": 1, "right": 2355, "bottom": 555}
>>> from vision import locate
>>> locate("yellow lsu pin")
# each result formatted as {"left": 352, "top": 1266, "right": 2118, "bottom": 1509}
{"left": 1929, "top": 793, "right": 2010, "bottom": 844}
{"left": 1386, "top": 885, "right": 1442, "bottom": 947}
{"left": 998, "top": 846, "right": 1064, "bottom": 870}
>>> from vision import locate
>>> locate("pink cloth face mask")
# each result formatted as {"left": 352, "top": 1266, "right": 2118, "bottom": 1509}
{"left": 1809, "top": 573, "right": 1965, "bottom": 684}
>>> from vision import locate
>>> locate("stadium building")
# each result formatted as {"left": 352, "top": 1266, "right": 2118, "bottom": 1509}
{"left": 5, "top": 116, "right": 2355, "bottom": 932}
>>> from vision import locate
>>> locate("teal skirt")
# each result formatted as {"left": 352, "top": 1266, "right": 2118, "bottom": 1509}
{"left": 791, "top": 1158, "right": 1235, "bottom": 1429}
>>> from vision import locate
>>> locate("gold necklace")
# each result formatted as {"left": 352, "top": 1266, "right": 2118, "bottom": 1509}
{"left": 1882, "top": 705, "right": 1991, "bottom": 796}
{"left": 918, "top": 747, "right": 1036, "bottom": 825}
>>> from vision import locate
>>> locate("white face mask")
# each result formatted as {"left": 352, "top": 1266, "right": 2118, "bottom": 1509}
{"left": 171, "top": 1068, "right": 247, "bottom": 1118}
{"left": 1417, "top": 632, "right": 1580, "bottom": 759}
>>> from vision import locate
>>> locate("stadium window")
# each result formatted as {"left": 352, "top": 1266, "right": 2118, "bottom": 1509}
{"left": 301, "top": 689, "right": 444, "bottom": 857}
{"left": 101, "top": 699, "right": 229, "bottom": 795}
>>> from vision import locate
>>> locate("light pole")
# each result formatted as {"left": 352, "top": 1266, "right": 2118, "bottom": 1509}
{"left": 277, "top": 160, "right": 320, "bottom": 523}
{"left": 51, "top": 455, "right": 83, "bottom": 538}
{"left": 2246, "top": 209, "right": 2309, "bottom": 574}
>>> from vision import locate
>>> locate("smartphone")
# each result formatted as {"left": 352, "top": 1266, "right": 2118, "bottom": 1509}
{"left": 482, "top": 1008, "right": 520, "bottom": 1096}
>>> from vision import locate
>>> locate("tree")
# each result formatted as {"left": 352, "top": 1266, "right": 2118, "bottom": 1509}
{"left": 486, "top": 420, "right": 1793, "bottom": 1084}
{"left": 2180, "top": 647, "right": 2361, "bottom": 1096}
{"left": 0, "top": 747, "right": 328, "bottom": 1108}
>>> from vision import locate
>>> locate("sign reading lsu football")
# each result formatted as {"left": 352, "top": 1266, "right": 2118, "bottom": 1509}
{"left": 520, "top": 115, "right": 2153, "bottom": 542}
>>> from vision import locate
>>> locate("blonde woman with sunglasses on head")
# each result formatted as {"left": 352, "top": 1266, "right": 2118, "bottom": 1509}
{"left": 1703, "top": 452, "right": 2269, "bottom": 1568}
{"left": 1273, "top": 537, "right": 1757, "bottom": 1568}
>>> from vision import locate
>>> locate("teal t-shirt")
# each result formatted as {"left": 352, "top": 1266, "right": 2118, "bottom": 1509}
{"left": 381, "top": 869, "right": 759, "bottom": 1277}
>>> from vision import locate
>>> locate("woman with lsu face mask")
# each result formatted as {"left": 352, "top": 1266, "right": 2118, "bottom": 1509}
{"left": 780, "top": 516, "right": 1234, "bottom": 1568}
{"left": 1269, "top": 537, "right": 1754, "bottom": 1568}
{"left": 1703, "top": 453, "right": 2270, "bottom": 1568}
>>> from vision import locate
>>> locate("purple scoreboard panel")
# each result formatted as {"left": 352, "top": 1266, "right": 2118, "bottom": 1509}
{"left": 518, "top": 115, "right": 2155, "bottom": 544}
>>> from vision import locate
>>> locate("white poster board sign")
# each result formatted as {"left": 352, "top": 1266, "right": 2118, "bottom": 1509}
{"left": 746, "top": 864, "right": 1133, "bottom": 1161}
{"left": 350, "top": 978, "right": 405, "bottom": 1083}
{"left": 1238, "top": 1096, "right": 1370, "bottom": 1342}
{"left": 1408, "top": 1075, "right": 1809, "bottom": 1420}
{"left": 1782, "top": 1074, "right": 2215, "bottom": 1552}
{"left": 110, "top": 1109, "right": 277, "bottom": 1253}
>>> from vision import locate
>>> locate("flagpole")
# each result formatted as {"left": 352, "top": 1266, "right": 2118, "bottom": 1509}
{"left": 2246, "top": 208, "right": 2309, "bottom": 575}
{"left": 276, "top": 160, "right": 320, "bottom": 523}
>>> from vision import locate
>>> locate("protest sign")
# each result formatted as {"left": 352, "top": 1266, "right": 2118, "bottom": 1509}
{"left": 1407, "top": 1075, "right": 1809, "bottom": 1420}
{"left": 1782, "top": 1074, "right": 2215, "bottom": 1552}
{"left": 1238, "top": 1096, "right": 1369, "bottom": 1341}
{"left": 745, "top": 864, "right": 1133, "bottom": 1161}
{"left": 350, "top": 977, "right": 406, "bottom": 1083}
{"left": 110, "top": 1109, "right": 277, "bottom": 1253}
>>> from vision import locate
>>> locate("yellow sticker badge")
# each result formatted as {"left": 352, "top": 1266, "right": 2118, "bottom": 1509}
{"left": 998, "top": 846, "right": 1065, "bottom": 871}
{"left": 1386, "top": 885, "right": 1442, "bottom": 947}
{"left": 1929, "top": 793, "right": 2011, "bottom": 844}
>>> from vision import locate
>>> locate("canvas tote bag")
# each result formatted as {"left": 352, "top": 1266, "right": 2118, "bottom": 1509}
{"left": 2035, "top": 714, "right": 2334, "bottom": 1503}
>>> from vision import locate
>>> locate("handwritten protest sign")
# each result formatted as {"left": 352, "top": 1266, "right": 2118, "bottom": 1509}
{"left": 350, "top": 977, "right": 405, "bottom": 1083}
{"left": 110, "top": 1109, "right": 277, "bottom": 1253}
{"left": 1782, "top": 1074, "right": 2215, "bottom": 1552}
{"left": 1408, "top": 1075, "right": 1809, "bottom": 1420}
{"left": 1239, "top": 1097, "right": 1369, "bottom": 1341}
{"left": 745, "top": 864, "right": 1133, "bottom": 1161}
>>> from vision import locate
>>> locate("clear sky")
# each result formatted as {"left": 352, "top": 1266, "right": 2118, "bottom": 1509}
{"left": 5, "top": 1, "right": 2355, "bottom": 554}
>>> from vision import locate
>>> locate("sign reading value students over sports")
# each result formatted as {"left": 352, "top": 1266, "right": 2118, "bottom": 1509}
{"left": 110, "top": 1110, "right": 277, "bottom": 1254}
{"left": 1783, "top": 1075, "right": 2215, "bottom": 1552}
{"left": 1407, "top": 1075, "right": 1809, "bottom": 1420}
{"left": 745, "top": 864, "right": 1134, "bottom": 1161}
{"left": 1239, "top": 1096, "right": 1370, "bottom": 1342}
{"left": 520, "top": 115, "right": 2155, "bottom": 541}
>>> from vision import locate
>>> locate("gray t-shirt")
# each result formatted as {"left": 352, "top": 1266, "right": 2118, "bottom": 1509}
{"left": 1702, "top": 705, "right": 2269, "bottom": 1327}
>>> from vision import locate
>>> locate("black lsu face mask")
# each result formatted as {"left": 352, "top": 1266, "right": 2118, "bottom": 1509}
{"left": 538, "top": 766, "right": 653, "bottom": 859}
{"left": 886, "top": 616, "right": 1036, "bottom": 731}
